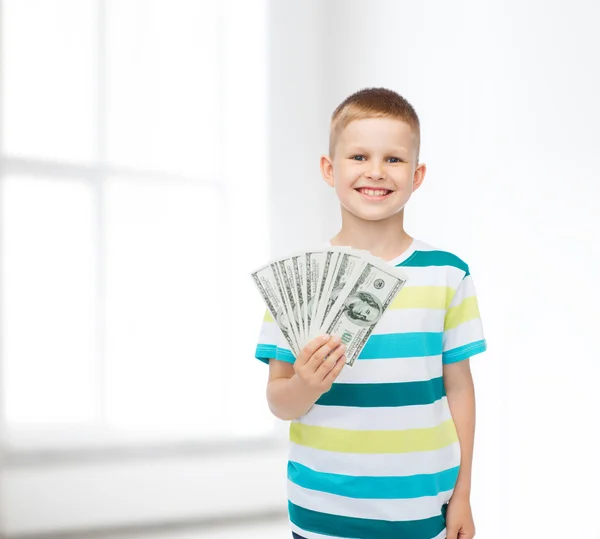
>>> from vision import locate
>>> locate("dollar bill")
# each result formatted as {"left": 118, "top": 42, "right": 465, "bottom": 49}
{"left": 309, "top": 250, "right": 335, "bottom": 341}
{"left": 290, "top": 254, "right": 307, "bottom": 345}
{"left": 250, "top": 262, "right": 300, "bottom": 357}
{"left": 305, "top": 250, "right": 326, "bottom": 342}
{"left": 272, "top": 261, "right": 301, "bottom": 352}
{"left": 252, "top": 247, "right": 409, "bottom": 363}
{"left": 278, "top": 258, "right": 304, "bottom": 345}
{"left": 319, "top": 249, "right": 366, "bottom": 331}
{"left": 320, "top": 257, "right": 409, "bottom": 366}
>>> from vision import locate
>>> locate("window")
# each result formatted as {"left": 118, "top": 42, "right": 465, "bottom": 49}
{"left": 0, "top": 0, "right": 272, "bottom": 451}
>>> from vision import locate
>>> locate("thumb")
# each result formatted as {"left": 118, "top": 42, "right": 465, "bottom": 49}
{"left": 445, "top": 527, "right": 459, "bottom": 539}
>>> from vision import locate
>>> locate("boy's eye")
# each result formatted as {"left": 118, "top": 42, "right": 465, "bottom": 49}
{"left": 350, "top": 155, "right": 404, "bottom": 163}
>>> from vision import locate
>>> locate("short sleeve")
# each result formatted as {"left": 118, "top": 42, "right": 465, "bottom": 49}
{"left": 442, "top": 267, "right": 487, "bottom": 364}
{"left": 254, "top": 308, "right": 296, "bottom": 365}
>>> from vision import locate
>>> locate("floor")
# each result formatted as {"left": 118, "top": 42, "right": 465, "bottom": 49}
{"left": 86, "top": 517, "right": 291, "bottom": 539}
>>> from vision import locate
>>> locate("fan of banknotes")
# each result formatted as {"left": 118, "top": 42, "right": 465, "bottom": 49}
{"left": 250, "top": 246, "right": 409, "bottom": 367}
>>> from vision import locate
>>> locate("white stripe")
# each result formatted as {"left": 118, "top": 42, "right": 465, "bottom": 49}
{"left": 255, "top": 319, "right": 286, "bottom": 348}
{"left": 300, "top": 396, "right": 452, "bottom": 430}
{"left": 288, "top": 480, "right": 454, "bottom": 522}
{"left": 443, "top": 317, "right": 485, "bottom": 354}
{"left": 448, "top": 273, "right": 477, "bottom": 307}
{"left": 335, "top": 353, "right": 442, "bottom": 384}
{"left": 394, "top": 263, "right": 465, "bottom": 287}
{"left": 288, "top": 439, "right": 461, "bottom": 477}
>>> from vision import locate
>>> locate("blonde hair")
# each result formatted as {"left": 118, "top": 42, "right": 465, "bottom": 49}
{"left": 329, "top": 87, "right": 420, "bottom": 162}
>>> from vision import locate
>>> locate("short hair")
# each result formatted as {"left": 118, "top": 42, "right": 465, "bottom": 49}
{"left": 329, "top": 87, "right": 420, "bottom": 162}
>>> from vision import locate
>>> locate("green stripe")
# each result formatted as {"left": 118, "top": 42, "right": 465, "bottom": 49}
{"left": 289, "top": 500, "right": 448, "bottom": 539}
{"left": 316, "top": 377, "right": 445, "bottom": 407}
{"left": 400, "top": 250, "right": 470, "bottom": 276}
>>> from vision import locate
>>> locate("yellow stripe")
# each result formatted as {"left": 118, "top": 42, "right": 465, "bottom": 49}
{"left": 263, "top": 308, "right": 273, "bottom": 322}
{"left": 444, "top": 296, "right": 480, "bottom": 331}
{"left": 290, "top": 419, "right": 458, "bottom": 454}
{"left": 389, "top": 286, "right": 453, "bottom": 310}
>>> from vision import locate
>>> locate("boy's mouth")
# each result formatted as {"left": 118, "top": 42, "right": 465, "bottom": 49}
{"left": 355, "top": 187, "right": 393, "bottom": 200}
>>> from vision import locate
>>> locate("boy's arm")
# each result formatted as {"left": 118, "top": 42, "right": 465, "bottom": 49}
{"left": 265, "top": 335, "right": 347, "bottom": 421}
{"left": 266, "top": 359, "right": 323, "bottom": 420}
{"left": 443, "top": 358, "right": 476, "bottom": 501}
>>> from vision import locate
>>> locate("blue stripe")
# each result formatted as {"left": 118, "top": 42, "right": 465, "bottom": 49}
{"left": 288, "top": 461, "right": 460, "bottom": 499}
{"left": 443, "top": 339, "right": 487, "bottom": 364}
{"left": 257, "top": 333, "right": 446, "bottom": 363}
{"left": 258, "top": 335, "right": 486, "bottom": 365}
{"left": 359, "top": 332, "right": 443, "bottom": 359}
{"left": 255, "top": 344, "right": 295, "bottom": 364}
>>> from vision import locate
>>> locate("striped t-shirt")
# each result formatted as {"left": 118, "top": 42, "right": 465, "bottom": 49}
{"left": 254, "top": 238, "right": 487, "bottom": 539}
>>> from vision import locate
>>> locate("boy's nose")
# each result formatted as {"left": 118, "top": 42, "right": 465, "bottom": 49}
{"left": 366, "top": 167, "right": 384, "bottom": 180}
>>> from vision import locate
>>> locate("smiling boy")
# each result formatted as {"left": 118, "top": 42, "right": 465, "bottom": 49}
{"left": 255, "top": 87, "right": 487, "bottom": 539}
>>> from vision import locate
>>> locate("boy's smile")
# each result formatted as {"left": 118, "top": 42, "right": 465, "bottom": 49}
{"left": 355, "top": 186, "right": 394, "bottom": 201}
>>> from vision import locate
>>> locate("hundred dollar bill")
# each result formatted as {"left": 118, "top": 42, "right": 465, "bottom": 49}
{"left": 272, "top": 261, "right": 301, "bottom": 353}
{"left": 319, "top": 249, "right": 366, "bottom": 332}
{"left": 291, "top": 254, "right": 307, "bottom": 346}
{"left": 307, "top": 249, "right": 344, "bottom": 341}
{"left": 320, "top": 257, "right": 409, "bottom": 367}
{"left": 309, "top": 250, "right": 335, "bottom": 342}
{"left": 249, "top": 262, "right": 300, "bottom": 357}
{"left": 305, "top": 250, "right": 326, "bottom": 343}
{"left": 311, "top": 251, "right": 337, "bottom": 336}
{"left": 304, "top": 246, "right": 376, "bottom": 344}
{"left": 278, "top": 258, "right": 304, "bottom": 345}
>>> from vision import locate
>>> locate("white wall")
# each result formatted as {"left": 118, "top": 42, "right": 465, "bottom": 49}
{"left": 269, "top": 0, "right": 600, "bottom": 537}
{"left": 267, "top": 0, "right": 334, "bottom": 258}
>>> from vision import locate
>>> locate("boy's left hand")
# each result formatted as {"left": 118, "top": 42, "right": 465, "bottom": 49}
{"left": 445, "top": 495, "right": 476, "bottom": 539}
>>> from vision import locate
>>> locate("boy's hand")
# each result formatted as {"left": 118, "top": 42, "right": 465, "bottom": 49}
{"left": 293, "top": 334, "right": 346, "bottom": 395}
{"left": 445, "top": 496, "right": 475, "bottom": 539}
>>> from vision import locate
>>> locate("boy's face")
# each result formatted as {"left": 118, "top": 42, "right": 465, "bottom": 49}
{"left": 321, "top": 117, "right": 425, "bottom": 222}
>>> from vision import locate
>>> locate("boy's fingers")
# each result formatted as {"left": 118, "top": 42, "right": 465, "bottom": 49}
{"left": 307, "top": 337, "right": 341, "bottom": 371}
{"left": 297, "top": 334, "right": 331, "bottom": 365}
{"left": 317, "top": 343, "right": 346, "bottom": 378}
{"left": 322, "top": 355, "right": 346, "bottom": 385}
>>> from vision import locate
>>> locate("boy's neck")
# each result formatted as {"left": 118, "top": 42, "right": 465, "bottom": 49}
{"left": 330, "top": 229, "right": 414, "bottom": 263}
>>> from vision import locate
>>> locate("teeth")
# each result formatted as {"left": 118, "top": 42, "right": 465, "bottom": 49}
{"left": 359, "top": 188, "right": 389, "bottom": 196}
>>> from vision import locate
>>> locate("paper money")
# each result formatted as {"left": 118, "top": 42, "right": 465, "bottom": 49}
{"left": 320, "top": 257, "right": 408, "bottom": 366}
{"left": 250, "top": 247, "right": 409, "bottom": 367}
{"left": 250, "top": 262, "right": 300, "bottom": 357}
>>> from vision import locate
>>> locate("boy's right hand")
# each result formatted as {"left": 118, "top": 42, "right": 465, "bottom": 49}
{"left": 293, "top": 334, "right": 347, "bottom": 394}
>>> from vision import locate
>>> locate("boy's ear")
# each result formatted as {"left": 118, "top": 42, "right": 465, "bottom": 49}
{"left": 412, "top": 162, "right": 427, "bottom": 192}
{"left": 320, "top": 155, "right": 335, "bottom": 188}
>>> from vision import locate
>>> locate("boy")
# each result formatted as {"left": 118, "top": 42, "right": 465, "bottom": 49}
{"left": 254, "top": 87, "right": 487, "bottom": 539}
